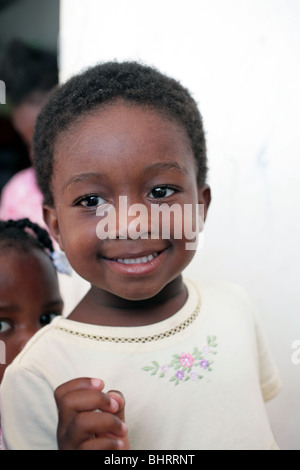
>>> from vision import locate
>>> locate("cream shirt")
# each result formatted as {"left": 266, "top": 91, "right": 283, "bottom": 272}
{"left": 1, "top": 279, "right": 281, "bottom": 450}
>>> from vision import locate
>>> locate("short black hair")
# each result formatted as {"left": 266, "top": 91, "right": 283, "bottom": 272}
{"left": 0, "top": 218, "right": 54, "bottom": 256}
{"left": 34, "top": 61, "right": 208, "bottom": 207}
{"left": 0, "top": 39, "right": 58, "bottom": 106}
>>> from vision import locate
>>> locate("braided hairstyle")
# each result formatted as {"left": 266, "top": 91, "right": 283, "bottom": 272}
{"left": 0, "top": 218, "right": 54, "bottom": 258}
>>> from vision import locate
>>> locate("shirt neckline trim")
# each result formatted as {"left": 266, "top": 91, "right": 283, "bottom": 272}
{"left": 53, "top": 279, "right": 201, "bottom": 344}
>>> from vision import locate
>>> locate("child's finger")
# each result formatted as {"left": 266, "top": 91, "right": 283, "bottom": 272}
{"left": 59, "top": 389, "right": 119, "bottom": 414}
{"left": 56, "top": 389, "right": 121, "bottom": 441}
{"left": 107, "top": 391, "right": 129, "bottom": 449}
{"left": 55, "top": 379, "right": 120, "bottom": 441}
{"left": 79, "top": 436, "right": 126, "bottom": 451}
{"left": 54, "top": 377, "right": 105, "bottom": 407}
{"left": 107, "top": 390, "right": 126, "bottom": 418}
{"left": 59, "top": 410, "right": 127, "bottom": 450}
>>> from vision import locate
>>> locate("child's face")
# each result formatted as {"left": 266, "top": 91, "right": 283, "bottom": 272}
{"left": 0, "top": 249, "right": 63, "bottom": 382}
{"left": 45, "top": 102, "right": 210, "bottom": 301}
{"left": 12, "top": 100, "right": 44, "bottom": 162}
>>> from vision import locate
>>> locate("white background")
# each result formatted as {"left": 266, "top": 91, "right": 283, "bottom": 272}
{"left": 59, "top": 0, "right": 300, "bottom": 449}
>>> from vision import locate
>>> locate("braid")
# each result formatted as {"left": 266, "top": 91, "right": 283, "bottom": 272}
{"left": 0, "top": 218, "right": 54, "bottom": 255}
{"left": 15, "top": 218, "right": 54, "bottom": 253}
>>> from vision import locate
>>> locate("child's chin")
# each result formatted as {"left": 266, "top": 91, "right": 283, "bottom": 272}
{"left": 110, "top": 281, "right": 166, "bottom": 302}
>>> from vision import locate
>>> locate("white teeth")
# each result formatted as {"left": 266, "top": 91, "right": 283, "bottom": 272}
{"left": 114, "top": 252, "right": 159, "bottom": 264}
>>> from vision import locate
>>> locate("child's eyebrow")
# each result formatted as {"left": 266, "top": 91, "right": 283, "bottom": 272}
{"left": 0, "top": 303, "right": 18, "bottom": 313}
{"left": 64, "top": 163, "right": 188, "bottom": 192}
{"left": 145, "top": 162, "right": 189, "bottom": 175}
{"left": 63, "top": 172, "right": 105, "bottom": 191}
{"left": 43, "top": 299, "right": 64, "bottom": 310}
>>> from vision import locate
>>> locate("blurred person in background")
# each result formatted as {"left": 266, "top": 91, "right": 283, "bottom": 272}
{"left": 0, "top": 39, "right": 58, "bottom": 224}
{"left": 0, "top": 39, "right": 89, "bottom": 316}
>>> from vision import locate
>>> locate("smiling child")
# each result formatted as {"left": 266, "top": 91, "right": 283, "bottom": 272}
{"left": 1, "top": 62, "right": 281, "bottom": 450}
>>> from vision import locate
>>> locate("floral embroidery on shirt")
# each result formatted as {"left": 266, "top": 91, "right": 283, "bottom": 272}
{"left": 142, "top": 335, "right": 217, "bottom": 385}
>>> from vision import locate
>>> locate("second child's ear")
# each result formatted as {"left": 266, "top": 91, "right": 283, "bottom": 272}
{"left": 43, "top": 205, "right": 64, "bottom": 251}
{"left": 198, "top": 184, "right": 211, "bottom": 221}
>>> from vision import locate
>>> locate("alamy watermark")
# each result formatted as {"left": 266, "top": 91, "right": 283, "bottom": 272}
{"left": 0, "top": 80, "right": 6, "bottom": 104}
{"left": 0, "top": 340, "right": 6, "bottom": 364}
{"left": 96, "top": 197, "right": 205, "bottom": 250}
{"left": 291, "top": 340, "right": 300, "bottom": 365}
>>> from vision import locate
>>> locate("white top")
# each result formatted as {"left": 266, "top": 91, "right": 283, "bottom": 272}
{"left": 1, "top": 279, "right": 281, "bottom": 450}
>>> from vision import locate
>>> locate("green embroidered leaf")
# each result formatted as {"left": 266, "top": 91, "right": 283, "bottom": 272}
{"left": 169, "top": 376, "right": 176, "bottom": 382}
{"left": 207, "top": 335, "right": 217, "bottom": 345}
{"left": 159, "top": 373, "right": 165, "bottom": 378}
{"left": 152, "top": 361, "right": 159, "bottom": 368}
{"left": 193, "top": 348, "right": 203, "bottom": 360}
{"left": 142, "top": 366, "right": 154, "bottom": 371}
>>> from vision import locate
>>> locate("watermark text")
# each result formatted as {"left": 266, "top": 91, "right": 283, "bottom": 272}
{"left": 0, "top": 340, "right": 6, "bottom": 364}
{"left": 96, "top": 196, "right": 205, "bottom": 251}
{"left": 291, "top": 340, "right": 300, "bottom": 365}
{"left": 0, "top": 80, "right": 6, "bottom": 104}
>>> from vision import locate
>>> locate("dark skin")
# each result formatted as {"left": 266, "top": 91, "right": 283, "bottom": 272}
{"left": 45, "top": 100, "right": 211, "bottom": 450}
{"left": 0, "top": 248, "right": 63, "bottom": 383}
{"left": 55, "top": 378, "right": 129, "bottom": 450}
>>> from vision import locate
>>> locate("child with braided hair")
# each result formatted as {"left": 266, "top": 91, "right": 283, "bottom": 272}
{"left": 0, "top": 218, "right": 64, "bottom": 448}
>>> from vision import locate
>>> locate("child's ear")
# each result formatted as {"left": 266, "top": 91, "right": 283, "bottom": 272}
{"left": 43, "top": 205, "right": 64, "bottom": 251}
{"left": 198, "top": 184, "right": 211, "bottom": 221}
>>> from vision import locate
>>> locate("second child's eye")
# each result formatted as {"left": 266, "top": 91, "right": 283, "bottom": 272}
{"left": 0, "top": 320, "right": 12, "bottom": 334}
{"left": 149, "top": 187, "right": 175, "bottom": 199}
{"left": 76, "top": 195, "right": 106, "bottom": 208}
{"left": 39, "top": 312, "right": 61, "bottom": 326}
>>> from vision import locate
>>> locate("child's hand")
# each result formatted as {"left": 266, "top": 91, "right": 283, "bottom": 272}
{"left": 54, "top": 377, "right": 129, "bottom": 450}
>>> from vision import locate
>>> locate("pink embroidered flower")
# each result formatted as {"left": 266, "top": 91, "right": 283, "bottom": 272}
{"left": 202, "top": 345, "right": 210, "bottom": 354}
{"left": 161, "top": 365, "right": 169, "bottom": 374}
{"left": 179, "top": 353, "right": 194, "bottom": 367}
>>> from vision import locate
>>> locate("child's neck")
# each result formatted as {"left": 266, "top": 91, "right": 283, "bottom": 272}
{"left": 68, "top": 275, "right": 188, "bottom": 327}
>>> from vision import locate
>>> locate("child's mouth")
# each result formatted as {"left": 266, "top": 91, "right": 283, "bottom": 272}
{"left": 110, "top": 252, "right": 159, "bottom": 265}
{"left": 102, "top": 249, "right": 168, "bottom": 276}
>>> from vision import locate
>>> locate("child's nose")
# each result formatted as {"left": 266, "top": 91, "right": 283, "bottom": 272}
{"left": 99, "top": 195, "right": 151, "bottom": 240}
{"left": 118, "top": 204, "right": 150, "bottom": 240}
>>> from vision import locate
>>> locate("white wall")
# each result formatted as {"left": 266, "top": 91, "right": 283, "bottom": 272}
{"left": 59, "top": 0, "right": 300, "bottom": 450}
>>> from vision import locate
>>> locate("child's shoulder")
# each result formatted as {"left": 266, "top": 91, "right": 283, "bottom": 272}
{"left": 186, "top": 277, "right": 257, "bottom": 324}
{"left": 188, "top": 277, "right": 253, "bottom": 304}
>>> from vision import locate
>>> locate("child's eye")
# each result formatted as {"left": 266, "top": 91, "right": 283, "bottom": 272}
{"left": 75, "top": 195, "right": 106, "bottom": 208}
{"left": 39, "top": 312, "right": 61, "bottom": 326}
{"left": 0, "top": 320, "right": 12, "bottom": 333}
{"left": 149, "top": 187, "right": 175, "bottom": 199}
